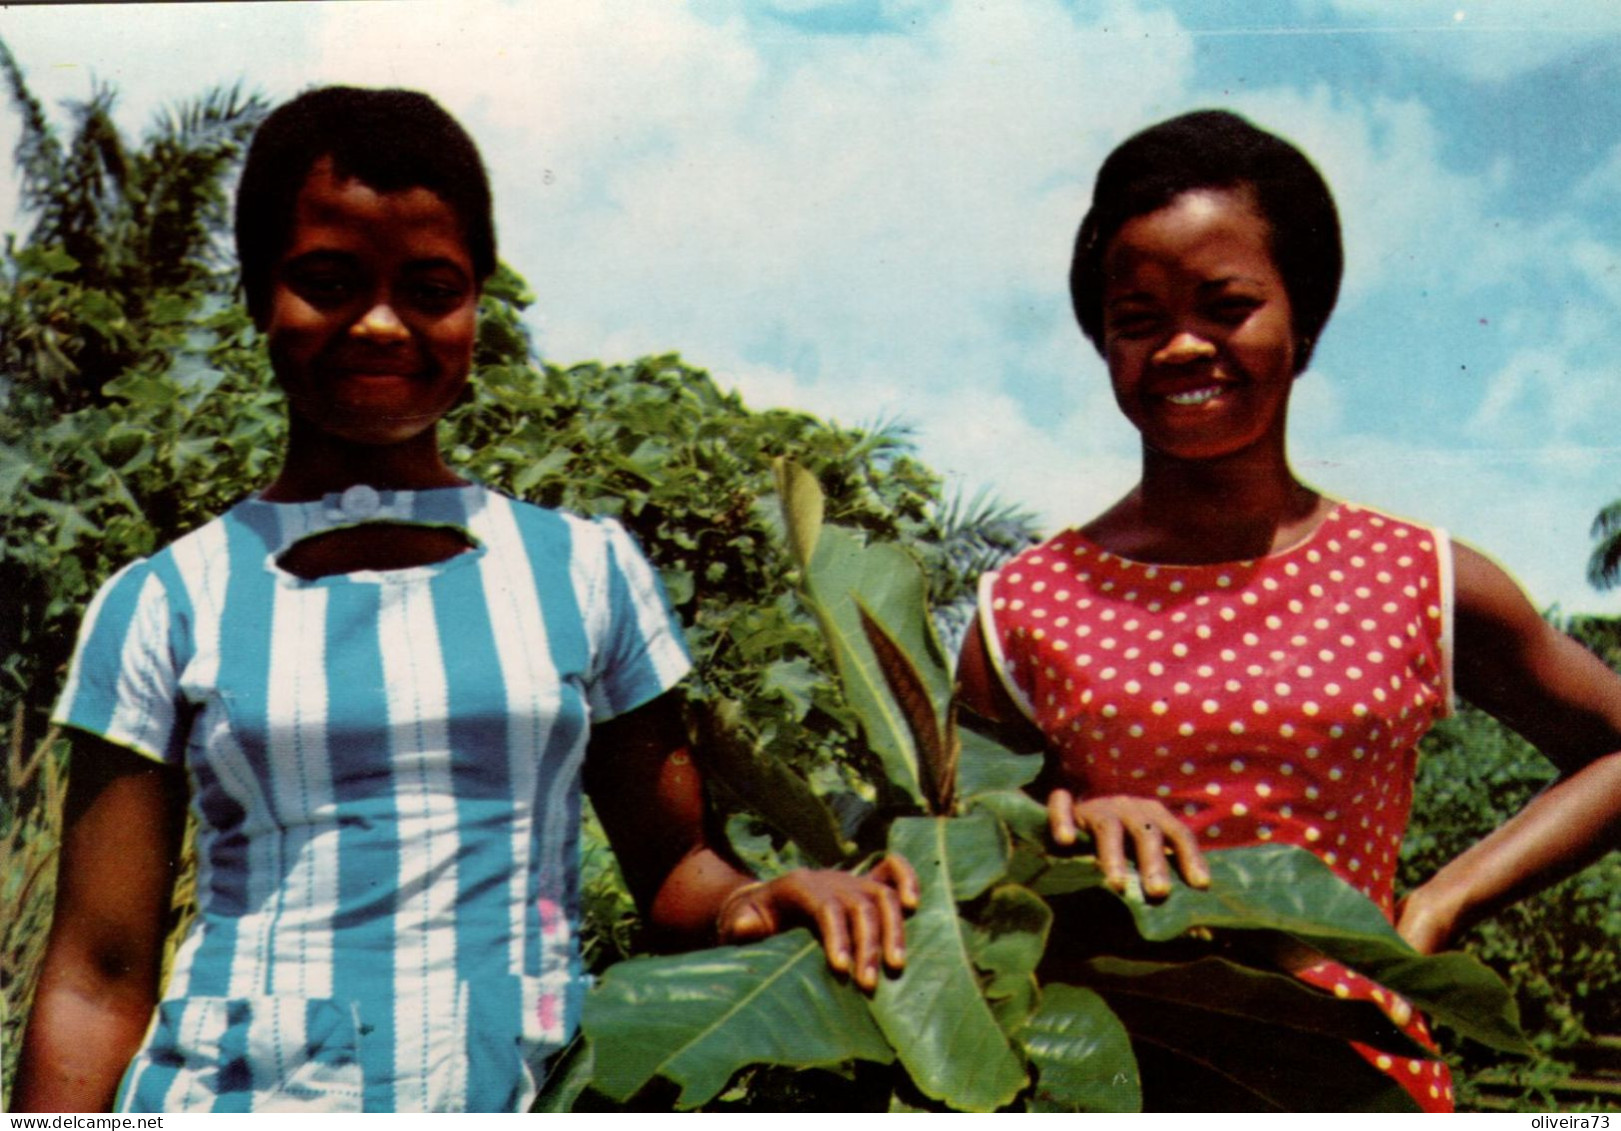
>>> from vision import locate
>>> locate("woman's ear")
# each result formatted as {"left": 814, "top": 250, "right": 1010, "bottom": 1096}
{"left": 245, "top": 286, "right": 268, "bottom": 334}
{"left": 1293, "top": 335, "right": 1315, "bottom": 375}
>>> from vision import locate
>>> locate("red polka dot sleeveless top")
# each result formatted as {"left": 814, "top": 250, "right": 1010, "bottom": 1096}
{"left": 981, "top": 502, "right": 1457, "bottom": 1110}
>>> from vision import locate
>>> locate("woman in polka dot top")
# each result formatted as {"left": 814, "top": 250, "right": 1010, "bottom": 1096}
{"left": 958, "top": 110, "right": 1621, "bottom": 1112}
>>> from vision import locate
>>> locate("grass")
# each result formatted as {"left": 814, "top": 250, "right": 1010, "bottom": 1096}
{"left": 2, "top": 707, "right": 65, "bottom": 1108}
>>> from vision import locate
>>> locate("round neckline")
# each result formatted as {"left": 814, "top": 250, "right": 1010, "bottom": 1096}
{"left": 1065, "top": 500, "right": 1351, "bottom": 570}
{"left": 237, "top": 482, "right": 490, "bottom": 586}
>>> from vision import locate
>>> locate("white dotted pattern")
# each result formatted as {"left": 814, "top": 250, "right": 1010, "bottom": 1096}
{"left": 985, "top": 502, "right": 1456, "bottom": 1110}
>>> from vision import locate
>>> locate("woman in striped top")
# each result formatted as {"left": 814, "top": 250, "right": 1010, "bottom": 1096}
{"left": 17, "top": 87, "right": 915, "bottom": 1113}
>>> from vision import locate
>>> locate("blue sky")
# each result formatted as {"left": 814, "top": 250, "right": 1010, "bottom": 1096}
{"left": 4, "top": 0, "right": 1620, "bottom": 614}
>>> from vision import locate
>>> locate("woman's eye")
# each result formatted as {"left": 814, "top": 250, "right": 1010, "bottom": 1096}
{"left": 287, "top": 270, "right": 357, "bottom": 306}
{"left": 1108, "top": 312, "right": 1159, "bottom": 340}
{"left": 408, "top": 279, "right": 469, "bottom": 311}
{"left": 1210, "top": 297, "right": 1261, "bottom": 324}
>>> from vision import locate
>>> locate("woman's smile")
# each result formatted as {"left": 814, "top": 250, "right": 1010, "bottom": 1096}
{"left": 1162, "top": 384, "right": 1224, "bottom": 407}
{"left": 262, "top": 158, "right": 478, "bottom": 450}
{"left": 1101, "top": 188, "right": 1297, "bottom": 462}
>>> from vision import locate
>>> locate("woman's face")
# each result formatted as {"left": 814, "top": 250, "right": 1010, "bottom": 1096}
{"left": 1100, "top": 188, "right": 1297, "bottom": 463}
{"left": 262, "top": 157, "right": 478, "bottom": 449}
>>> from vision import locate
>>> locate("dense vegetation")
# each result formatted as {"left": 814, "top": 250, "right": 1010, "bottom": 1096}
{"left": 2, "top": 46, "right": 1616, "bottom": 1110}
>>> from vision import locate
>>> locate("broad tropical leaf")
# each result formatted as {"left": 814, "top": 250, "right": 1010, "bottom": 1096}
{"left": 799, "top": 526, "right": 931, "bottom": 804}
{"left": 1014, "top": 845, "right": 1110, "bottom": 895}
{"left": 582, "top": 931, "right": 894, "bottom": 1107}
{"left": 965, "top": 884, "right": 1051, "bottom": 1036}
{"left": 531, "top": 1037, "right": 598, "bottom": 1113}
{"left": 1048, "top": 844, "right": 1528, "bottom": 1054}
{"left": 1074, "top": 955, "right": 1430, "bottom": 1057}
{"left": 1330, "top": 950, "right": 1530, "bottom": 1055}
{"left": 1118, "top": 844, "right": 1400, "bottom": 944}
{"left": 1021, "top": 984, "right": 1140, "bottom": 1112}
{"left": 858, "top": 601, "right": 954, "bottom": 814}
{"left": 955, "top": 723, "right": 1042, "bottom": 799}
{"left": 871, "top": 814, "right": 1025, "bottom": 1111}
{"left": 1102, "top": 990, "right": 1421, "bottom": 1112}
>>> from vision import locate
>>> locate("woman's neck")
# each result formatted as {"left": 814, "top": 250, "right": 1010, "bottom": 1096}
{"left": 260, "top": 421, "right": 467, "bottom": 502}
{"left": 1086, "top": 446, "right": 1327, "bottom": 564}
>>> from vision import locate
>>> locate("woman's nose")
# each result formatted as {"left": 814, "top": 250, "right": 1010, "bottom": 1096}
{"left": 351, "top": 301, "right": 409, "bottom": 342}
{"left": 1152, "top": 331, "right": 1217, "bottom": 366}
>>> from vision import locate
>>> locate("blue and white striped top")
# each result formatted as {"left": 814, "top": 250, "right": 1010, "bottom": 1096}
{"left": 52, "top": 484, "right": 690, "bottom": 1112}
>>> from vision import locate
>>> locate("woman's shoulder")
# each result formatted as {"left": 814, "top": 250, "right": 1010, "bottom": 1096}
{"left": 491, "top": 492, "right": 640, "bottom": 549}
{"left": 1328, "top": 500, "right": 1447, "bottom": 544}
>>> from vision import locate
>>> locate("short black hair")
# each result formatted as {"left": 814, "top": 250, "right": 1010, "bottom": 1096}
{"left": 1069, "top": 109, "right": 1342, "bottom": 374}
{"left": 236, "top": 86, "right": 496, "bottom": 322}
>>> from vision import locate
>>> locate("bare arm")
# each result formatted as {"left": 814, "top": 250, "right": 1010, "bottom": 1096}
{"left": 583, "top": 691, "right": 916, "bottom": 990}
{"left": 1397, "top": 543, "right": 1621, "bottom": 953}
{"left": 14, "top": 735, "right": 186, "bottom": 1112}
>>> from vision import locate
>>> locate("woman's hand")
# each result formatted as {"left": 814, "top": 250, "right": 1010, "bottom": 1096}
{"left": 586, "top": 694, "right": 920, "bottom": 988}
{"left": 717, "top": 856, "right": 920, "bottom": 991}
{"left": 1048, "top": 790, "right": 1211, "bottom": 898}
{"left": 1406, "top": 545, "right": 1621, "bottom": 948}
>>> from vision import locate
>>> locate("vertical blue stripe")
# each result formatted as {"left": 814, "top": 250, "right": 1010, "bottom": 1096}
{"left": 185, "top": 511, "right": 277, "bottom": 999}
{"left": 513, "top": 510, "right": 590, "bottom": 979}
{"left": 148, "top": 553, "right": 198, "bottom": 764}
{"left": 430, "top": 561, "right": 516, "bottom": 1107}
{"left": 323, "top": 582, "right": 398, "bottom": 1112}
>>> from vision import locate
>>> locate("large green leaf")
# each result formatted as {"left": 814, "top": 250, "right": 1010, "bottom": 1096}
{"left": 531, "top": 1037, "right": 598, "bottom": 1112}
{"left": 858, "top": 601, "right": 954, "bottom": 814}
{"left": 955, "top": 722, "right": 1042, "bottom": 799}
{"left": 966, "top": 884, "right": 1052, "bottom": 1036}
{"left": 692, "top": 698, "right": 853, "bottom": 866}
{"left": 799, "top": 527, "right": 931, "bottom": 804}
{"left": 1122, "top": 845, "right": 1400, "bottom": 944}
{"left": 871, "top": 815, "right": 1024, "bottom": 1110}
{"left": 1046, "top": 844, "right": 1527, "bottom": 1055}
{"left": 970, "top": 791, "right": 1050, "bottom": 848}
{"left": 1014, "top": 846, "right": 1110, "bottom": 895}
{"left": 1098, "top": 989, "right": 1421, "bottom": 1112}
{"left": 1334, "top": 950, "right": 1531, "bottom": 1054}
{"left": 1074, "top": 955, "right": 1430, "bottom": 1058}
{"left": 581, "top": 931, "right": 894, "bottom": 1108}
{"left": 1021, "top": 985, "right": 1140, "bottom": 1112}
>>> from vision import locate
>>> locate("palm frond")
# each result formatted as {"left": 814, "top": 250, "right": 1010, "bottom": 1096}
{"left": 1588, "top": 499, "right": 1621, "bottom": 590}
{"left": 0, "top": 36, "right": 64, "bottom": 220}
{"left": 135, "top": 86, "right": 268, "bottom": 286}
{"left": 934, "top": 485, "right": 1041, "bottom": 582}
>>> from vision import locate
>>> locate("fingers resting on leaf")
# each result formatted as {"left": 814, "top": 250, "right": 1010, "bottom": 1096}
{"left": 1048, "top": 790, "right": 1211, "bottom": 897}
{"left": 716, "top": 854, "right": 919, "bottom": 991}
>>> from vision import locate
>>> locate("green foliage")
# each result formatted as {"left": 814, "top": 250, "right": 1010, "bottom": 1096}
{"left": 1403, "top": 620, "right": 1621, "bottom": 1108}
{"left": 547, "top": 466, "right": 1528, "bottom": 1112}
{"left": 1, "top": 713, "right": 65, "bottom": 1091}
{"left": 1589, "top": 499, "right": 1621, "bottom": 591}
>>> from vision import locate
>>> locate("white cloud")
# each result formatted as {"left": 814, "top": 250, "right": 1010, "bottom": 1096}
{"left": 1323, "top": 0, "right": 1621, "bottom": 82}
{"left": 4, "top": 0, "right": 1618, "bottom": 616}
